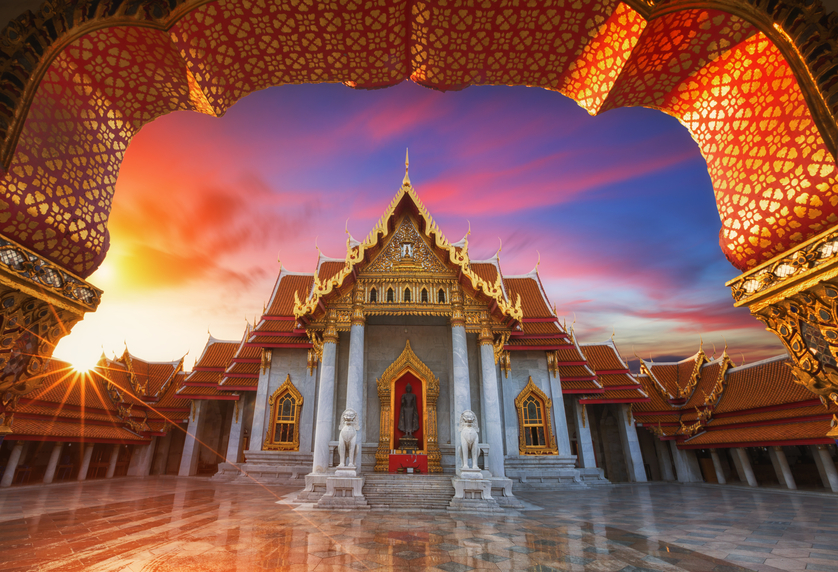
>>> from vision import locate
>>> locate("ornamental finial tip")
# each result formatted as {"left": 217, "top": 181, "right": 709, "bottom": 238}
{"left": 402, "top": 148, "right": 411, "bottom": 186}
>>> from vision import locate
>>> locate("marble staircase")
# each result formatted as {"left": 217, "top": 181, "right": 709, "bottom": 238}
{"left": 362, "top": 474, "right": 455, "bottom": 511}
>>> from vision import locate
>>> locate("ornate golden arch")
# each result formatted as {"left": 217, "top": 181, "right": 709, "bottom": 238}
{"left": 514, "top": 377, "right": 558, "bottom": 456}
{"left": 264, "top": 374, "right": 303, "bottom": 451}
{"left": 374, "top": 340, "right": 442, "bottom": 473}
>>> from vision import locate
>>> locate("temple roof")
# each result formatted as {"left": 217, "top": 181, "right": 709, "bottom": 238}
{"left": 8, "top": 359, "right": 155, "bottom": 444}
{"left": 579, "top": 340, "right": 648, "bottom": 403}
{"left": 222, "top": 324, "right": 261, "bottom": 390}
{"left": 291, "top": 169, "right": 523, "bottom": 323}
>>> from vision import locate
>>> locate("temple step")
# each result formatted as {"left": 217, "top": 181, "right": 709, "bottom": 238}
{"left": 362, "top": 474, "right": 455, "bottom": 511}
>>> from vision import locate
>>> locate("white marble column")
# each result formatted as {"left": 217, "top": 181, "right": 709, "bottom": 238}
{"left": 734, "top": 447, "right": 758, "bottom": 487}
{"left": 616, "top": 404, "right": 647, "bottom": 482}
{"left": 0, "top": 441, "right": 25, "bottom": 487}
{"left": 710, "top": 449, "right": 726, "bottom": 484}
{"left": 311, "top": 326, "right": 338, "bottom": 474}
{"left": 105, "top": 444, "right": 120, "bottom": 479}
{"left": 772, "top": 447, "right": 796, "bottom": 489}
{"left": 42, "top": 442, "right": 63, "bottom": 484}
{"left": 179, "top": 400, "right": 206, "bottom": 476}
{"left": 225, "top": 396, "right": 247, "bottom": 465}
{"left": 451, "top": 327, "right": 471, "bottom": 425}
{"left": 77, "top": 444, "right": 94, "bottom": 481}
{"left": 547, "top": 369, "right": 572, "bottom": 457}
{"left": 654, "top": 438, "right": 675, "bottom": 481}
{"left": 479, "top": 340, "right": 505, "bottom": 477}
{"left": 670, "top": 441, "right": 703, "bottom": 482}
{"left": 152, "top": 432, "right": 173, "bottom": 475}
{"left": 573, "top": 400, "right": 597, "bottom": 468}
{"left": 248, "top": 352, "right": 272, "bottom": 454}
{"left": 129, "top": 437, "right": 157, "bottom": 477}
{"left": 813, "top": 445, "right": 838, "bottom": 492}
{"left": 345, "top": 293, "right": 365, "bottom": 471}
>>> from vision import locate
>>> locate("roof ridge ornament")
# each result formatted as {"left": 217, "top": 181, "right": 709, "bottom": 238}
{"left": 402, "top": 148, "right": 411, "bottom": 187}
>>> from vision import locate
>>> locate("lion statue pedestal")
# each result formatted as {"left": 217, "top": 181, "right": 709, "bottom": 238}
{"left": 448, "top": 410, "right": 502, "bottom": 513}
{"left": 317, "top": 409, "right": 370, "bottom": 510}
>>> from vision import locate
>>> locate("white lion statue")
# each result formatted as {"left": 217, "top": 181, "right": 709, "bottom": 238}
{"left": 458, "top": 409, "right": 479, "bottom": 470}
{"left": 337, "top": 408, "right": 359, "bottom": 468}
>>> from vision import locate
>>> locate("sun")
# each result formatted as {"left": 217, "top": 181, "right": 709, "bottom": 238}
{"left": 70, "top": 353, "right": 101, "bottom": 374}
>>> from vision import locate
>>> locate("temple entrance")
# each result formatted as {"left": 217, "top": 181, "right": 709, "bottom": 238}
{"left": 374, "top": 341, "right": 442, "bottom": 473}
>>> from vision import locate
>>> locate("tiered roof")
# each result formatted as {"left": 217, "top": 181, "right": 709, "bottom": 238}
{"left": 579, "top": 341, "right": 648, "bottom": 404}
{"left": 99, "top": 351, "right": 190, "bottom": 435}
{"left": 221, "top": 323, "right": 261, "bottom": 390}
{"left": 632, "top": 347, "right": 732, "bottom": 439}
{"left": 177, "top": 332, "right": 253, "bottom": 400}
{"left": 679, "top": 356, "right": 838, "bottom": 448}
{"left": 249, "top": 269, "right": 313, "bottom": 349}
{"left": 9, "top": 359, "right": 153, "bottom": 444}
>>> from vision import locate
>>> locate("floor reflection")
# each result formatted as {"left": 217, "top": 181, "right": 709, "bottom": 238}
{"left": 0, "top": 477, "right": 835, "bottom": 571}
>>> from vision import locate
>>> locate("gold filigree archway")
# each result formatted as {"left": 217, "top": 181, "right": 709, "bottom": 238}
{"left": 374, "top": 340, "right": 441, "bottom": 473}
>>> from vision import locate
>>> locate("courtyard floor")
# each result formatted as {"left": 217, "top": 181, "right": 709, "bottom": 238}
{"left": 0, "top": 477, "right": 836, "bottom": 572}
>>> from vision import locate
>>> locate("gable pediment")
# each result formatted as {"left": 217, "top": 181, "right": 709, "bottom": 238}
{"left": 361, "top": 216, "right": 454, "bottom": 277}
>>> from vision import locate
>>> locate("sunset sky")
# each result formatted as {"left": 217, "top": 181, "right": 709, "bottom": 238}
{"left": 53, "top": 81, "right": 784, "bottom": 371}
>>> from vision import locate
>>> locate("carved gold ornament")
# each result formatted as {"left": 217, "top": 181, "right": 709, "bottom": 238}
{"left": 374, "top": 340, "right": 442, "bottom": 473}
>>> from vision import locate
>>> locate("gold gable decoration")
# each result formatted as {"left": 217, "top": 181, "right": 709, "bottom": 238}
{"left": 514, "top": 377, "right": 558, "bottom": 456}
{"left": 374, "top": 340, "right": 442, "bottom": 473}
{"left": 264, "top": 374, "right": 303, "bottom": 451}
{"left": 293, "top": 175, "right": 522, "bottom": 322}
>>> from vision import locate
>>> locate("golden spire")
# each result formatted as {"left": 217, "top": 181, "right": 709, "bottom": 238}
{"left": 402, "top": 148, "right": 411, "bottom": 187}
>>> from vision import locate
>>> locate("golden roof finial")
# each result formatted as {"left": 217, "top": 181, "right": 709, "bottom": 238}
{"left": 611, "top": 327, "right": 616, "bottom": 342}
{"left": 402, "top": 148, "right": 411, "bottom": 187}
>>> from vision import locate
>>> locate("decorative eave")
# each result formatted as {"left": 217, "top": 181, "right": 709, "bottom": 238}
{"left": 293, "top": 162, "right": 523, "bottom": 323}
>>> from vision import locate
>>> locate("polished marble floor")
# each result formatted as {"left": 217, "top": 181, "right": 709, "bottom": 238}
{"left": 0, "top": 477, "right": 836, "bottom": 572}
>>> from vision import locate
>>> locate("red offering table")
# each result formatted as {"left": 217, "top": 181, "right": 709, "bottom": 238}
{"left": 388, "top": 453, "right": 428, "bottom": 474}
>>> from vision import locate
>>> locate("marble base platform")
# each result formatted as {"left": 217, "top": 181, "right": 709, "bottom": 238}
{"left": 505, "top": 455, "right": 586, "bottom": 490}
{"left": 578, "top": 467, "right": 611, "bottom": 485}
{"left": 317, "top": 475, "right": 369, "bottom": 509}
{"left": 298, "top": 473, "right": 329, "bottom": 501}
{"left": 448, "top": 475, "right": 502, "bottom": 513}
{"left": 210, "top": 462, "right": 242, "bottom": 482}
{"left": 489, "top": 477, "right": 525, "bottom": 509}
{"left": 233, "top": 450, "right": 312, "bottom": 485}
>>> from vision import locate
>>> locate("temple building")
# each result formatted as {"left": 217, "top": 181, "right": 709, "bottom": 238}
{"left": 1, "top": 163, "right": 836, "bottom": 505}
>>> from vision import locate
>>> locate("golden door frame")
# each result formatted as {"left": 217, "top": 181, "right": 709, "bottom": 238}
{"left": 374, "top": 340, "right": 442, "bottom": 473}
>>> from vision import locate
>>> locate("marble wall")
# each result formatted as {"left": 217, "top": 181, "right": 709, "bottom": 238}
{"left": 361, "top": 316, "right": 458, "bottom": 447}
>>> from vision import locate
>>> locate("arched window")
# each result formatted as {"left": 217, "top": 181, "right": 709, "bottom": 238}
{"left": 404, "top": 287, "right": 411, "bottom": 302}
{"left": 514, "top": 377, "right": 557, "bottom": 455}
{"left": 370, "top": 287, "right": 377, "bottom": 303}
{"left": 387, "top": 288, "right": 394, "bottom": 302}
{"left": 421, "top": 288, "right": 428, "bottom": 302}
{"left": 438, "top": 289, "right": 445, "bottom": 303}
{"left": 264, "top": 375, "right": 303, "bottom": 451}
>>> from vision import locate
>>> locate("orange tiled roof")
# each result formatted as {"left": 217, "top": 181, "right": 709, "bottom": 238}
{"left": 318, "top": 259, "right": 345, "bottom": 284}
{"left": 504, "top": 275, "right": 552, "bottom": 318}
{"left": 681, "top": 418, "right": 835, "bottom": 448}
{"left": 715, "top": 356, "right": 806, "bottom": 413}
{"left": 192, "top": 337, "right": 239, "bottom": 370}
{"left": 7, "top": 418, "right": 148, "bottom": 442}
{"left": 470, "top": 262, "right": 500, "bottom": 285}
{"left": 264, "top": 272, "right": 315, "bottom": 317}
{"left": 176, "top": 384, "right": 239, "bottom": 399}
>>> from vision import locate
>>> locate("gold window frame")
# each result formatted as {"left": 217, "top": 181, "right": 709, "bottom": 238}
{"left": 264, "top": 374, "right": 303, "bottom": 451}
{"left": 514, "top": 377, "right": 558, "bottom": 455}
